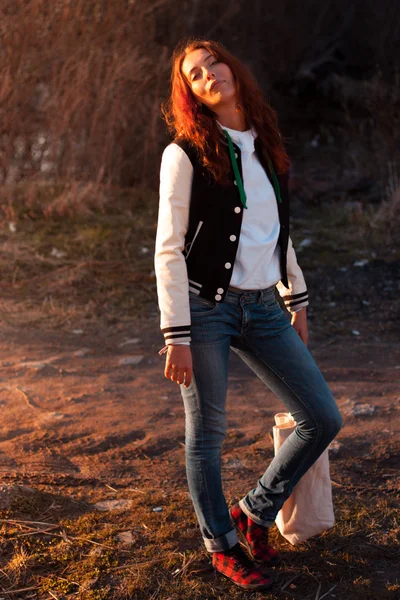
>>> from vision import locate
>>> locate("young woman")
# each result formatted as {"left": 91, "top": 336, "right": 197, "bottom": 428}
{"left": 154, "top": 38, "right": 342, "bottom": 591}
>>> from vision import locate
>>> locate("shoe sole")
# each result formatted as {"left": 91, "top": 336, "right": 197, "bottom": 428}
{"left": 214, "top": 567, "right": 273, "bottom": 590}
{"left": 230, "top": 510, "right": 281, "bottom": 567}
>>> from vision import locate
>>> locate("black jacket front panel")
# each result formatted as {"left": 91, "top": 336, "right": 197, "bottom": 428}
{"left": 175, "top": 136, "right": 290, "bottom": 304}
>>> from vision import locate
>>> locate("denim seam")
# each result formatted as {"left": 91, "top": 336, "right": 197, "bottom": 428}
{"left": 189, "top": 374, "right": 230, "bottom": 545}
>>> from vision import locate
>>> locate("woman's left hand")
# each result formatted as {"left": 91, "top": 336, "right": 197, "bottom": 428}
{"left": 291, "top": 307, "right": 308, "bottom": 346}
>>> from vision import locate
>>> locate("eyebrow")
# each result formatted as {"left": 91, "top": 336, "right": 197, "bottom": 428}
{"left": 187, "top": 53, "right": 214, "bottom": 79}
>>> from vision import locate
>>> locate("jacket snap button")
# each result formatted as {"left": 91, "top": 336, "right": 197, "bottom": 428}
{"left": 234, "top": 207, "right": 241, "bottom": 213}
{"left": 235, "top": 152, "right": 238, "bottom": 158}
{"left": 234, "top": 180, "right": 238, "bottom": 186}
{"left": 224, "top": 262, "right": 231, "bottom": 269}
{"left": 229, "top": 235, "right": 236, "bottom": 241}
{"left": 217, "top": 287, "right": 224, "bottom": 294}
{"left": 215, "top": 294, "right": 222, "bottom": 301}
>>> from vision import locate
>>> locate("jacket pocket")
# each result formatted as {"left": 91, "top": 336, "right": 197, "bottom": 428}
{"left": 185, "top": 221, "right": 203, "bottom": 260}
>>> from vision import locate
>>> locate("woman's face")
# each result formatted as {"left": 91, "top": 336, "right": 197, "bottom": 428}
{"left": 181, "top": 48, "right": 236, "bottom": 110}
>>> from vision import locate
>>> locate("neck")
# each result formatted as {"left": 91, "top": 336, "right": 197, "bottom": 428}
{"left": 214, "top": 103, "right": 247, "bottom": 131}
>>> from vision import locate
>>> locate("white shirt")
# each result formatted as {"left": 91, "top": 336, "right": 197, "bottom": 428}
{"left": 218, "top": 123, "right": 281, "bottom": 289}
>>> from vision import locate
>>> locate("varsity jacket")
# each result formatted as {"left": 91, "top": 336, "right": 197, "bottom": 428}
{"left": 155, "top": 134, "right": 309, "bottom": 346}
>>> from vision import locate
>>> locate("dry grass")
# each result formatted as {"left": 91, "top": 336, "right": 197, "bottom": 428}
{"left": 0, "top": 183, "right": 158, "bottom": 331}
{"left": 0, "top": 482, "right": 398, "bottom": 599}
{"left": 0, "top": 0, "right": 169, "bottom": 188}
{"left": 2, "top": 0, "right": 400, "bottom": 191}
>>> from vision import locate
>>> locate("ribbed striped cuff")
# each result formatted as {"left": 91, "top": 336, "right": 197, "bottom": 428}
{"left": 161, "top": 324, "right": 191, "bottom": 345}
{"left": 282, "top": 290, "right": 309, "bottom": 313}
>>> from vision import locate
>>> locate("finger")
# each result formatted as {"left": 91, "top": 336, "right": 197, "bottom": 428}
{"left": 164, "top": 357, "right": 172, "bottom": 379}
{"left": 165, "top": 358, "right": 177, "bottom": 380}
{"left": 183, "top": 368, "right": 192, "bottom": 388}
{"left": 169, "top": 363, "right": 179, "bottom": 380}
{"left": 172, "top": 367, "right": 184, "bottom": 383}
{"left": 178, "top": 368, "right": 186, "bottom": 385}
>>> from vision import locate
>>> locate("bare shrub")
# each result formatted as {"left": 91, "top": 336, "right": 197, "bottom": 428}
{"left": 0, "top": 0, "right": 170, "bottom": 188}
{"left": 1, "top": 0, "right": 399, "bottom": 195}
{"left": 372, "top": 162, "right": 400, "bottom": 232}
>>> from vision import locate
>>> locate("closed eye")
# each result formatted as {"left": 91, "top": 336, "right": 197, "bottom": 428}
{"left": 191, "top": 60, "right": 219, "bottom": 81}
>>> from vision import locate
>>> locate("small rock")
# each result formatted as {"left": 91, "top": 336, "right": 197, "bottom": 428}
{"left": 1, "top": 361, "right": 14, "bottom": 367}
{"left": 94, "top": 499, "right": 133, "bottom": 512}
{"left": 352, "top": 404, "right": 376, "bottom": 416}
{"left": 72, "top": 329, "right": 84, "bottom": 335}
{"left": 152, "top": 506, "right": 163, "bottom": 512}
{"left": 119, "top": 356, "right": 144, "bottom": 366}
{"left": 343, "top": 402, "right": 376, "bottom": 417}
{"left": 339, "top": 267, "right": 348, "bottom": 272}
{"left": 328, "top": 302, "right": 337, "bottom": 307}
{"left": 74, "top": 348, "right": 91, "bottom": 357}
{"left": 116, "top": 531, "right": 135, "bottom": 546}
{"left": 20, "top": 361, "right": 48, "bottom": 370}
{"left": 0, "top": 484, "right": 35, "bottom": 510}
{"left": 362, "top": 300, "right": 370, "bottom": 306}
{"left": 297, "top": 237, "right": 312, "bottom": 250}
{"left": 223, "top": 458, "right": 245, "bottom": 469}
{"left": 118, "top": 338, "right": 141, "bottom": 348}
{"left": 352, "top": 330, "right": 361, "bottom": 336}
{"left": 140, "top": 246, "right": 149, "bottom": 254}
{"left": 89, "top": 546, "right": 103, "bottom": 557}
{"left": 329, "top": 440, "right": 343, "bottom": 455}
{"left": 353, "top": 259, "right": 369, "bottom": 267}
{"left": 8, "top": 222, "right": 16, "bottom": 233}
{"left": 50, "top": 247, "right": 67, "bottom": 259}
{"left": 41, "top": 412, "right": 65, "bottom": 421}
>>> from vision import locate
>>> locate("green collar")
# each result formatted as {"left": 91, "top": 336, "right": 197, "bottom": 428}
{"left": 222, "top": 129, "right": 282, "bottom": 206}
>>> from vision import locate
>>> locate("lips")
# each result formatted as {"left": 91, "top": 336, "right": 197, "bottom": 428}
{"left": 210, "top": 80, "right": 223, "bottom": 92}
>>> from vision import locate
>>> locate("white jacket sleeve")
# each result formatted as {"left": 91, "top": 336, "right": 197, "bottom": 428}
{"left": 276, "top": 236, "right": 309, "bottom": 312}
{"left": 154, "top": 144, "right": 194, "bottom": 345}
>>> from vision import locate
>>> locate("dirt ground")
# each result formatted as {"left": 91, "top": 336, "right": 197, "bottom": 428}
{"left": 0, "top": 200, "right": 399, "bottom": 599}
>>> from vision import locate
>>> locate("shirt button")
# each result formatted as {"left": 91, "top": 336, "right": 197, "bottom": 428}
{"left": 234, "top": 207, "right": 241, "bottom": 213}
{"left": 217, "top": 287, "right": 224, "bottom": 294}
{"left": 215, "top": 294, "right": 222, "bottom": 301}
{"left": 225, "top": 262, "right": 231, "bottom": 269}
{"left": 233, "top": 180, "right": 238, "bottom": 186}
{"left": 229, "top": 235, "right": 237, "bottom": 241}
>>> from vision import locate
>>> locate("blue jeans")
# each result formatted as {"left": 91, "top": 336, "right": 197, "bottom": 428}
{"left": 180, "top": 285, "right": 342, "bottom": 553}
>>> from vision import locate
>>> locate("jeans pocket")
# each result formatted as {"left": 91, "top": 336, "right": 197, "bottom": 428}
{"left": 189, "top": 293, "right": 218, "bottom": 315}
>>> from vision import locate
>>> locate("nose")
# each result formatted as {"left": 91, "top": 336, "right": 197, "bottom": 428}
{"left": 205, "top": 67, "right": 215, "bottom": 79}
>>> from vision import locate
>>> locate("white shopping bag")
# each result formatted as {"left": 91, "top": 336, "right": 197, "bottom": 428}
{"left": 273, "top": 412, "right": 335, "bottom": 545}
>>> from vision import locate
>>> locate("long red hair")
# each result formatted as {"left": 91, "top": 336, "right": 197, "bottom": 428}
{"left": 162, "top": 38, "right": 290, "bottom": 181}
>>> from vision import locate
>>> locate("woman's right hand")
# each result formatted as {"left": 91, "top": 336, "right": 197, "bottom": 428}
{"left": 164, "top": 345, "right": 193, "bottom": 388}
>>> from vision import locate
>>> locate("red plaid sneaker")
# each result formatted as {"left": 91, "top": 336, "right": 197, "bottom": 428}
{"left": 212, "top": 543, "right": 273, "bottom": 590}
{"left": 230, "top": 503, "right": 280, "bottom": 566}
